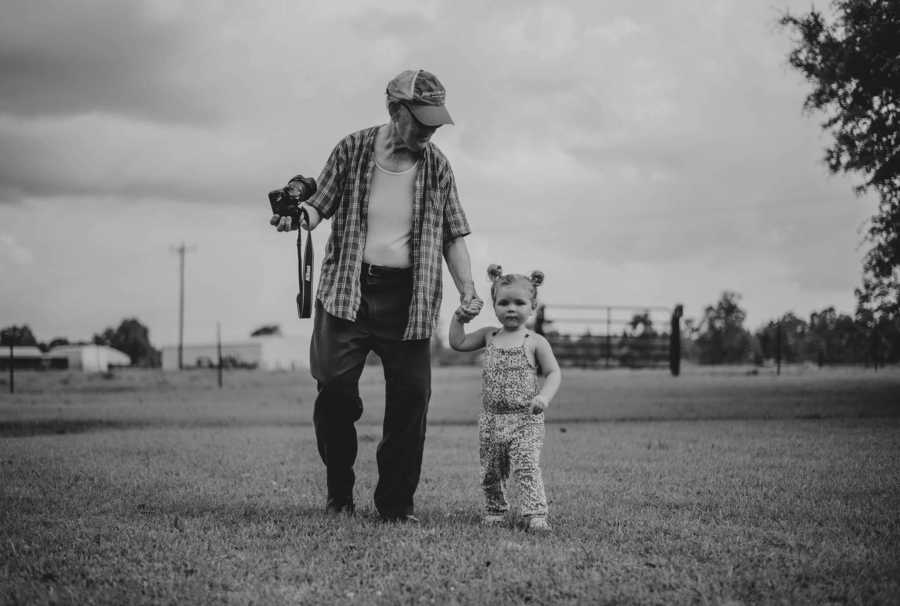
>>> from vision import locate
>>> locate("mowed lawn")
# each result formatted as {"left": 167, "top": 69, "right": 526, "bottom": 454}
{"left": 1, "top": 366, "right": 899, "bottom": 604}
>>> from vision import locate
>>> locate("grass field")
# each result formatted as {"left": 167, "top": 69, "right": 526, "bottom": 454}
{"left": 2, "top": 365, "right": 899, "bottom": 604}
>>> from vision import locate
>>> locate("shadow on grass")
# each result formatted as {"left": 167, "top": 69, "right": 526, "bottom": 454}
{"left": 0, "top": 418, "right": 310, "bottom": 437}
{"left": 3, "top": 411, "right": 896, "bottom": 437}
{"left": 134, "top": 498, "right": 327, "bottom": 526}
{"left": 0, "top": 419, "right": 157, "bottom": 437}
{"left": 129, "top": 496, "right": 492, "bottom": 532}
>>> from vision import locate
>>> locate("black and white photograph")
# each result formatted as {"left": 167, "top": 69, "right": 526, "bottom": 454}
{"left": 1, "top": 1, "right": 898, "bottom": 603}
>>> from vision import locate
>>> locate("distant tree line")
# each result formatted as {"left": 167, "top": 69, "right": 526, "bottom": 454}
{"left": 684, "top": 291, "right": 899, "bottom": 366}
{"left": 6, "top": 293, "right": 898, "bottom": 370}
{"left": 0, "top": 318, "right": 160, "bottom": 367}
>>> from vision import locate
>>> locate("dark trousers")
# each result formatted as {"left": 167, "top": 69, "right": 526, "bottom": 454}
{"left": 310, "top": 268, "right": 431, "bottom": 518}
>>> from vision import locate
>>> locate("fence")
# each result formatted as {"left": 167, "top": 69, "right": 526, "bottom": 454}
{"left": 536, "top": 304, "right": 683, "bottom": 375}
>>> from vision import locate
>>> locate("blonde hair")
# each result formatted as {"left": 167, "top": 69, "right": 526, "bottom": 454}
{"left": 487, "top": 264, "right": 544, "bottom": 303}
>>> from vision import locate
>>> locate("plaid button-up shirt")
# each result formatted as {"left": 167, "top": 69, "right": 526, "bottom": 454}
{"left": 307, "top": 126, "right": 471, "bottom": 340}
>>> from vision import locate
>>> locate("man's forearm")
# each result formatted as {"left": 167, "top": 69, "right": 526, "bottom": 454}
{"left": 444, "top": 236, "right": 476, "bottom": 300}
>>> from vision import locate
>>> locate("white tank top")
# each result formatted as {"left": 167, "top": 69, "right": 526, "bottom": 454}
{"left": 364, "top": 161, "right": 416, "bottom": 267}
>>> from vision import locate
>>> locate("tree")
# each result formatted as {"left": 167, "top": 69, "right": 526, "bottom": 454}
{"left": 753, "top": 305, "right": 897, "bottom": 365}
{"left": 755, "top": 312, "right": 811, "bottom": 363}
{"left": 782, "top": 1, "right": 900, "bottom": 317}
{"left": 93, "top": 318, "right": 160, "bottom": 367}
{"left": 628, "top": 312, "right": 656, "bottom": 336}
{"left": 807, "top": 306, "right": 868, "bottom": 363}
{"left": 693, "top": 292, "right": 753, "bottom": 364}
{"left": 854, "top": 298, "right": 900, "bottom": 365}
{"left": 0, "top": 325, "right": 38, "bottom": 347}
{"left": 626, "top": 312, "right": 662, "bottom": 366}
{"left": 47, "top": 337, "right": 70, "bottom": 350}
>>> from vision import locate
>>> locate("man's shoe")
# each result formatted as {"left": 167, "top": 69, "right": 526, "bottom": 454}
{"left": 325, "top": 500, "right": 355, "bottom": 516}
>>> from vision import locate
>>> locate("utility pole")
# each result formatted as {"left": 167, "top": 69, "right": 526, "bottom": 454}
{"left": 171, "top": 243, "right": 195, "bottom": 370}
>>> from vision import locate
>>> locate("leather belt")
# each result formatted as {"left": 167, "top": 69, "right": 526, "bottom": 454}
{"left": 362, "top": 263, "right": 412, "bottom": 278}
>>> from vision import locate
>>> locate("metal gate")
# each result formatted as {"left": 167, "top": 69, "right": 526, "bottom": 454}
{"left": 535, "top": 304, "right": 683, "bottom": 375}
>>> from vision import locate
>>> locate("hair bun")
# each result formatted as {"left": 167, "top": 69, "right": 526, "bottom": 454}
{"left": 529, "top": 270, "right": 544, "bottom": 287}
{"left": 487, "top": 264, "right": 503, "bottom": 282}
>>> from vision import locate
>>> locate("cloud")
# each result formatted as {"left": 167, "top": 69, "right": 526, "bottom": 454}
{"left": 586, "top": 16, "right": 642, "bottom": 45}
{"left": 0, "top": 0, "right": 215, "bottom": 124}
{"left": 0, "top": 233, "right": 33, "bottom": 267}
{"left": 0, "top": 114, "right": 276, "bottom": 203}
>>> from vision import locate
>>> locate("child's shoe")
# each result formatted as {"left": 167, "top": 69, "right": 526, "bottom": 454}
{"left": 526, "top": 516, "right": 551, "bottom": 533}
{"left": 482, "top": 514, "right": 506, "bottom": 527}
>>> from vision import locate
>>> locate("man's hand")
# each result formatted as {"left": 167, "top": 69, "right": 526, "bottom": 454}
{"left": 454, "top": 300, "right": 482, "bottom": 324}
{"left": 456, "top": 294, "right": 483, "bottom": 323}
{"left": 269, "top": 203, "right": 321, "bottom": 232}
{"left": 531, "top": 395, "right": 549, "bottom": 415}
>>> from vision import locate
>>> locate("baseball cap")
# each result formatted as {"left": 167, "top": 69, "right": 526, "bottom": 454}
{"left": 385, "top": 69, "right": 454, "bottom": 126}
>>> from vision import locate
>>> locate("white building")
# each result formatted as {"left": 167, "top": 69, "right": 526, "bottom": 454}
{"left": 0, "top": 346, "right": 46, "bottom": 370}
{"left": 50, "top": 345, "right": 131, "bottom": 372}
{"left": 160, "top": 335, "right": 309, "bottom": 371}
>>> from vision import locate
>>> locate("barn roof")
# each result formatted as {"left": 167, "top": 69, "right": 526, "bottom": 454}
{"left": 3, "top": 346, "right": 45, "bottom": 359}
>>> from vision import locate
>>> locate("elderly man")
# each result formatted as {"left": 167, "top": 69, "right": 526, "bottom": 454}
{"left": 271, "top": 69, "right": 480, "bottom": 522}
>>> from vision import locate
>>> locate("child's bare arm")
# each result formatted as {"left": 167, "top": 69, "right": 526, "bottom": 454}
{"left": 531, "top": 335, "right": 562, "bottom": 414}
{"left": 449, "top": 315, "right": 491, "bottom": 352}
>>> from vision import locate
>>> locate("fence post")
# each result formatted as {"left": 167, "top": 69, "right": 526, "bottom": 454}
{"left": 669, "top": 304, "right": 683, "bottom": 377}
{"left": 775, "top": 321, "right": 782, "bottom": 376}
{"left": 8, "top": 344, "right": 14, "bottom": 394}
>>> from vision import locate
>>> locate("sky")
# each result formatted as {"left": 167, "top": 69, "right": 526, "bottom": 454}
{"left": 0, "top": 0, "right": 879, "bottom": 348}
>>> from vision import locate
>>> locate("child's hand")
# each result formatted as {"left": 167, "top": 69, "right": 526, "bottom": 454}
{"left": 531, "top": 395, "right": 549, "bottom": 415}
{"left": 455, "top": 297, "right": 484, "bottom": 324}
{"left": 454, "top": 306, "right": 469, "bottom": 323}
{"left": 454, "top": 305, "right": 476, "bottom": 323}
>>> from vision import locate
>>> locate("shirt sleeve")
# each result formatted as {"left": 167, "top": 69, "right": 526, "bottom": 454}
{"left": 307, "top": 136, "right": 348, "bottom": 220}
{"left": 441, "top": 161, "right": 471, "bottom": 241}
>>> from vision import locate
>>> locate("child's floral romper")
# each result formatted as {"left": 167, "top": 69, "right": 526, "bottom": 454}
{"left": 479, "top": 331, "right": 548, "bottom": 518}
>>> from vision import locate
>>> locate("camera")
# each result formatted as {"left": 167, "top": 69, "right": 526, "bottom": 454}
{"left": 268, "top": 174, "right": 317, "bottom": 229}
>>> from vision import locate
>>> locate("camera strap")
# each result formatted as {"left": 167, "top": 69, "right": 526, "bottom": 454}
{"left": 296, "top": 207, "right": 313, "bottom": 319}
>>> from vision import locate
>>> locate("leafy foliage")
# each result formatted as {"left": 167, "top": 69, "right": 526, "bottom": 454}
{"left": 47, "top": 337, "right": 70, "bottom": 350}
{"left": 0, "top": 325, "right": 38, "bottom": 347}
{"left": 93, "top": 318, "right": 160, "bottom": 367}
{"left": 755, "top": 305, "right": 899, "bottom": 365}
{"left": 782, "top": 0, "right": 900, "bottom": 316}
{"left": 692, "top": 292, "right": 754, "bottom": 364}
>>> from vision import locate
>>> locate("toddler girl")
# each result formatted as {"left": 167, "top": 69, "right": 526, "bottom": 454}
{"left": 449, "top": 264, "right": 562, "bottom": 532}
